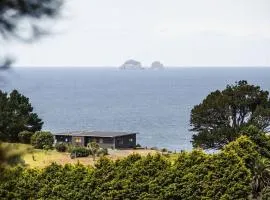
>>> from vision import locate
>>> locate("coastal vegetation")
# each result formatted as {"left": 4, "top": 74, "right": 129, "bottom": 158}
{"left": 190, "top": 80, "right": 270, "bottom": 149}
{"left": 0, "top": 136, "right": 269, "bottom": 199}
{"left": 1, "top": 80, "right": 270, "bottom": 199}
{"left": 31, "top": 131, "right": 54, "bottom": 150}
{"left": 0, "top": 90, "right": 43, "bottom": 142}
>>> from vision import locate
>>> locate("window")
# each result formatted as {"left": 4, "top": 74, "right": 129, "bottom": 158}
{"left": 129, "top": 138, "right": 133, "bottom": 142}
{"left": 75, "top": 137, "right": 81, "bottom": 143}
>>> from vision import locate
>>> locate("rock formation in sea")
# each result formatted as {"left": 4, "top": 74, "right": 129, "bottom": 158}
{"left": 120, "top": 59, "right": 143, "bottom": 70}
{"left": 150, "top": 61, "right": 164, "bottom": 69}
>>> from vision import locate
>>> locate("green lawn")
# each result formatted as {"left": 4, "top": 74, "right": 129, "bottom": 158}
{"left": 2, "top": 143, "right": 165, "bottom": 168}
{"left": 2, "top": 143, "right": 72, "bottom": 168}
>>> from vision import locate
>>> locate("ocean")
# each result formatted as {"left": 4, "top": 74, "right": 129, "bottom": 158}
{"left": 1, "top": 67, "right": 270, "bottom": 150}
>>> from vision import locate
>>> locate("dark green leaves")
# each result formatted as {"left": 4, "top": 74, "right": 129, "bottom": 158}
{"left": 190, "top": 80, "right": 270, "bottom": 149}
{"left": 0, "top": 138, "right": 255, "bottom": 200}
{"left": 0, "top": 89, "right": 43, "bottom": 142}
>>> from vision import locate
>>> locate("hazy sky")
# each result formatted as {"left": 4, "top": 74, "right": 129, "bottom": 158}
{"left": 6, "top": 0, "right": 270, "bottom": 67}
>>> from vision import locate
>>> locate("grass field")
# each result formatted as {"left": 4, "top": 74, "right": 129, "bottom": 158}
{"left": 2, "top": 143, "right": 161, "bottom": 168}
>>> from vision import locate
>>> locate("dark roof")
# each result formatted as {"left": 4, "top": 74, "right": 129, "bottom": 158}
{"left": 54, "top": 131, "right": 138, "bottom": 138}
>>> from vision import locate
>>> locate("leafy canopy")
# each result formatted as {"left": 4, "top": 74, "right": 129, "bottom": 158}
{"left": 0, "top": 137, "right": 255, "bottom": 199}
{"left": 190, "top": 80, "right": 270, "bottom": 149}
{"left": 31, "top": 131, "right": 54, "bottom": 149}
{"left": 0, "top": 89, "right": 43, "bottom": 142}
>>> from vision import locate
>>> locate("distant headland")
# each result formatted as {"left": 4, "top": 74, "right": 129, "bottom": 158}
{"left": 120, "top": 60, "right": 164, "bottom": 70}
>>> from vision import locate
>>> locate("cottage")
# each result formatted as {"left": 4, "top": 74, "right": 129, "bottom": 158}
{"left": 53, "top": 131, "right": 137, "bottom": 149}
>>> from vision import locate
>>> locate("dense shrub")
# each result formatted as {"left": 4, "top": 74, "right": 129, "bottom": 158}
{"left": 55, "top": 142, "right": 67, "bottom": 152}
{"left": 161, "top": 148, "right": 168, "bottom": 152}
{"left": 0, "top": 137, "right": 256, "bottom": 199}
{"left": 97, "top": 148, "right": 108, "bottom": 156}
{"left": 67, "top": 143, "right": 74, "bottom": 153}
{"left": 18, "top": 131, "right": 34, "bottom": 144}
{"left": 71, "top": 146, "right": 90, "bottom": 157}
{"left": 136, "top": 143, "right": 141, "bottom": 148}
{"left": 31, "top": 131, "right": 54, "bottom": 149}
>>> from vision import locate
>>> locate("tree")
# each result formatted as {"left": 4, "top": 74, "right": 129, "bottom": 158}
{"left": 0, "top": 90, "right": 43, "bottom": 142}
{"left": 0, "top": 0, "right": 63, "bottom": 68}
{"left": 55, "top": 142, "right": 67, "bottom": 152}
{"left": 87, "top": 142, "right": 100, "bottom": 161}
{"left": 31, "top": 131, "right": 54, "bottom": 149}
{"left": 190, "top": 80, "right": 270, "bottom": 149}
{"left": 18, "top": 131, "right": 34, "bottom": 144}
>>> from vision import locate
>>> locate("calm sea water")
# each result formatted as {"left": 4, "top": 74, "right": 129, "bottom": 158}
{"left": 1, "top": 67, "right": 270, "bottom": 150}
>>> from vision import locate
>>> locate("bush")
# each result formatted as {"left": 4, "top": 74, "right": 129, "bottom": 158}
{"left": 55, "top": 142, "right": 67, "bottom": 152}
{"left": 136, "top": 143, "right": 141, "bottom": 148}
{"left": 161, "top": 148, "right": 168, "bottom": 152}
{"left": 97, "top": 148, "right": 108, "bottom": 156}
{"left": 0, "top": 138, "right": 253, "bottom": 200}
{"left": 18, "top": 131, "right": 34, "bottom": 144}
{"left": 70, "top": 146, "right": 90, "bottom": 158}
{"left": 67, "top": 143, "right": 74, "bottom": 153}
{"left": 31, "top": 131, "right": 54, "bottom": 149}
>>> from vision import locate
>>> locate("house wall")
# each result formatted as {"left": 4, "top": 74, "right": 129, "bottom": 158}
{"left": 115, "top": 134, "right": 136, "bottom": 149}
{"left": 54, "top": 134, "right": 136, "bottom": 149}
{"left": 84, "top": 136, "right": 114, "bottom": 149}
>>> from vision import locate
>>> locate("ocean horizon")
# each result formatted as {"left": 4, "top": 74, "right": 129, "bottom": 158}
{"left": 2, "top": 67, "right": 270, "bottom": 150}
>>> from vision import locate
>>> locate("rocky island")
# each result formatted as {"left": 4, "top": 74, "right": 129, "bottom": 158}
{"left": 120, "top": 59, "right": 144, "bottom": 70}
{"left": 150, "top": 61, "right": 164, "bottom": 69}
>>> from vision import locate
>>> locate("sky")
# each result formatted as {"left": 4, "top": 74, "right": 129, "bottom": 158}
{"left": 5, "top": 0, "right": 270, "bottom": 67}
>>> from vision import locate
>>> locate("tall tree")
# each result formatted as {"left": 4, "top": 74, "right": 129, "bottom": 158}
{"left": 0, "top": 89, "right": 43, "bottom": 142}
{"left": 190, "top": 80, "right": 270, "bottom": 149}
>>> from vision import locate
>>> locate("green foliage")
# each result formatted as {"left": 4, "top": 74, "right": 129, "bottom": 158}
{"left": 55, "top": 142, "right": 67, "bottom": 152}
{"left": 0, "top": 137, "right": 257, "bottom": 199}
{"left": 97, "top": 148, "right": 108, "bottom": 156}
{"left": 262, "top": 187, "right": 270, "bottom": 200}
{"left": 31, "top": 131, "right": 54, "bottom": 149}
{"left": 18, "top": 131, "right": 34, "bottom": 144}
{"left": 136, "top": 143, "right": 142, "bottom": 148}
{"left": 0, "top": 90, "right": 43, "bottom": 142}
{"left": 223, "top": 135, "right": 270, "bottom": 198}
{"left": 0, "top": 143, "right": 24, "bottom": 167}
{"left": 70, "top": 146, "right": 90, "bottom": 158}
{"left": 190, "top": 80, "right": 270, "bottom": 149}
{"left": 241, "top": 125, "right": 270, "bottom": 159}
{"left": 251, "top": 158, "right": 270, "bottom": 199}
{"left": 223, "top": 135, "right": 259, "bottom": 169}
{"left": 161, "top": 148, "right": 168, "bottom": 152}
{"left": 87, "top": 142, "right": 100, "bottom": 161}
